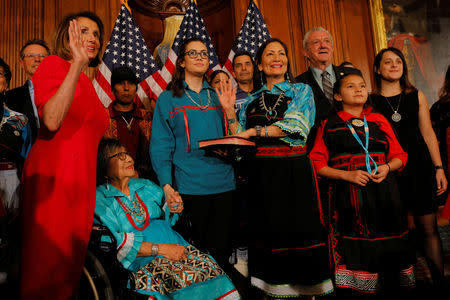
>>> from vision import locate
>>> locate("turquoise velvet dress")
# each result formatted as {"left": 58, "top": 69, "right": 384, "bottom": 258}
{"left": 95, "top": 178, "right": 239, "bottom": 299}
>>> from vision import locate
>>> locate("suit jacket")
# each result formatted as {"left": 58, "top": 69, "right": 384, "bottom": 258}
{"left": 295, "top": 65, "right": 341, "bottom": 151}
{"left": 5, "top": 83, "right": 38, "bottom": 143}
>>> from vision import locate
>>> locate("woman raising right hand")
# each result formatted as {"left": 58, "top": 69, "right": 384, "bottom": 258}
{"left": 20, "top": 12, "right": 109, "bottom": 299}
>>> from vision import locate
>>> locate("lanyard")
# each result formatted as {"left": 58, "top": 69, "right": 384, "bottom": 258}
{"left": 346, "top": 116, "right": 378, "bottom": 174}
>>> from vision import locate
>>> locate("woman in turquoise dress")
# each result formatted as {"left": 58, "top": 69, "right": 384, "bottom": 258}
{"left": 95, "top": 138, "right": 239, "bottom": 299}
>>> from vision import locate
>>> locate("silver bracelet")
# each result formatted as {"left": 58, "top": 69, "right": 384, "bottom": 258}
{"left": 151, "top": 243, "right": 159, "bottom": 256}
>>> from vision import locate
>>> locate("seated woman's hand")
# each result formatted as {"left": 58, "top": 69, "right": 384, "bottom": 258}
{"left": 159, "top": 244, "right": 187, "bottom": 261}
{"left": 164, "top": 184, "right": 184, "bottom": 213}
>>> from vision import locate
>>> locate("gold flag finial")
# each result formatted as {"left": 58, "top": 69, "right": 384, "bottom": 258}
{"left": 121, "top": 0, "right": 131, "bottom": 12}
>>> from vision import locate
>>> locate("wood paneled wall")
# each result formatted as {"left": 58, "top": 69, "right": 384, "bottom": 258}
{"left": 1, "top": 0, "right": 45, "bottom": 89}
{"left": 0, "top": 0, "right": 121, "bottom": 89}
{"left": 1, "top": 0, "right": 376, "bottom": 90}
{"left": 231, "top": 0, "right": 375, "bottom": 89}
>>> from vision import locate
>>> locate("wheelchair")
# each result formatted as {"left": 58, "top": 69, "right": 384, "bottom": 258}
{"left": 75, "top": 225, "right": 148, "bottom": 300}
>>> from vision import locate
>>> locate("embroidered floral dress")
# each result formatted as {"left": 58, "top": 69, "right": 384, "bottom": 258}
{"left": 95, "top": 178, "right": 239, "bottom": 299}
{"left": 237, "top": 81, "right": 333, "bottom": 297}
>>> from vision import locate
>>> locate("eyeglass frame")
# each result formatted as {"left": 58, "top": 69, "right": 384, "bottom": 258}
{"left": 108, "top": 151, "right": 133, "bottom": 161}
{"left": 183, "top": 50, "right": 209, "bottom": 60}
{"left": 21, "top": 53, "right": 47, "bottom": 60}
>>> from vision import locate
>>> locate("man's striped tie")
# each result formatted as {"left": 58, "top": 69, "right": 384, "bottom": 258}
{"left": 322, "top": 70, "right": 333, "bottom": 103}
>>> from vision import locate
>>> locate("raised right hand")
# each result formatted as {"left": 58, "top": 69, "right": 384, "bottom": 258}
{"left": 344, "top": 170, "right": 372, "bottom": 186}
{"left": 68, "top": 19, "right": 89, "bottom": 67}
{"left": 215, "top": 79, "right": 236, "bottom": 113}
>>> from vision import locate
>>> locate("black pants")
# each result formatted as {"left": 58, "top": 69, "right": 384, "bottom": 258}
{"left": 177, "top": 191, "right": 234, "bottom": 269}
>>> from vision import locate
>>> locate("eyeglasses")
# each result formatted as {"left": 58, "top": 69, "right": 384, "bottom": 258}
{"left": 184, "top": 50, "right": 209, "bottom": 59}
{"left": 108, "top": 151, "right": 132, "bottom": 161}
{"left": 22, "top": 53, "right": 47, "bottom": 59}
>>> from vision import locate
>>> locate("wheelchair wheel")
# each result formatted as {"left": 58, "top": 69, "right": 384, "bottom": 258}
{"left": 75, "top": 250, "right": 114, "bottom": 300}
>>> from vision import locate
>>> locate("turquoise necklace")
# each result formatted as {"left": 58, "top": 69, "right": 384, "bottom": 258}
{"left": 346, "top": 116, "right": 378, "bottom": 174}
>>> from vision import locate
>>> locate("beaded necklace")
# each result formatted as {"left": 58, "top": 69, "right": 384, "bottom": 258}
{"left": 115, "top": 192, "right": 150, "bottom": 230}
{"left": 184, "top": 89, "right": 211, "bottom": 110}
{"left": 259, "top": 92, "right": 284, "bottom": 120}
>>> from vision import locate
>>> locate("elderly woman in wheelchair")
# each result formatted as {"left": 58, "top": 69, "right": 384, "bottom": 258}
{"left": 94, "top": 138, "right": 239, "bottom": 299}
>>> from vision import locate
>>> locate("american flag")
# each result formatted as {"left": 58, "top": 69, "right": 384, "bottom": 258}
{"left": 159, "top": 0, "right": 221, "bottom": 87}
{"left": 223, "top": 0, "right": 270, "bottom": 85}
{"left": 93, "top": 4, "right": 165, "bottom": 108}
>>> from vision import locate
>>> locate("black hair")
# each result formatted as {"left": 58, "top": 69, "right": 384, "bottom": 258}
{"left": 96, "top": 138, "right": 124, "bottom": 186}
{"left": 208, "top": 69, "right": 229, "bottom": 86}
{"left": 254, "top": 38, "right": 293, "bottom": 89}
{"left": 338, "top": 61, "right": 354, "bottom": 68}
{"left": 111, "top": 66, "right": 139, "bottom": 91}
{"left": 373, "top": 47, "right": 416, "bottom": 95}
{"left": 20, "top": 39, "right": 50, "bottom": 59}
{"left": 332, "top": 70, "right": 367, "bottom": 112}
{"left": 0, "top": 58, "right": 12, "bottom": 86}
{"left": 166, "top": 37, "right": 208, "bottom": 97}
{"left": 336, "top": 63, "right": 363, "bottom": 78}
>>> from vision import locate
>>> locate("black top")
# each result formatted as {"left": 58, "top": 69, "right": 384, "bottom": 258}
{"left": 0, "top": 97, "right": 24, "bottom": 165}
{"left": 430, "top": 97, "right": 450, "bottom": 170}
{"left": 371, "top": 91, "right": 437, "bottom": 213}
{"left": 322, "top": 113, "right": 390, "bottom": 162}
{"left": 245, "top": 92, "right": 291, "bottom": 146}
{"left": 5, "top": 83, "right": 38, "bottom": 143}
{"left": 371, "top": 91, "right": 426, "bottom": 153}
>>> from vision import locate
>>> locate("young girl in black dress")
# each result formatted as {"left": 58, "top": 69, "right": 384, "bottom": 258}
{"left": 370, "top": 48, "right": 448, "bottom": 291}
{"left": 310, "top": 70, "right": 416, "bottom": 295}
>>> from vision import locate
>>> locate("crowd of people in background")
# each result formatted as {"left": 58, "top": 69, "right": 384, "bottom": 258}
{"left": 0, "top": 10, "right": 450, "bottom": 300}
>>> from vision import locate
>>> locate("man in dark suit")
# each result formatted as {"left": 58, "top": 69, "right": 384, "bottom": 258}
{"left": 5, "top": 39, "right": 49, "bottom": 143}
{"left": 295, "top": 27, "right": 340, "bottom": 150}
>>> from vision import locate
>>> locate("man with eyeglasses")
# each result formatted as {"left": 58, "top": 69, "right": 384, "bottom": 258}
{"left": 5, "top": 39, "right": 49, "bottom": 143}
